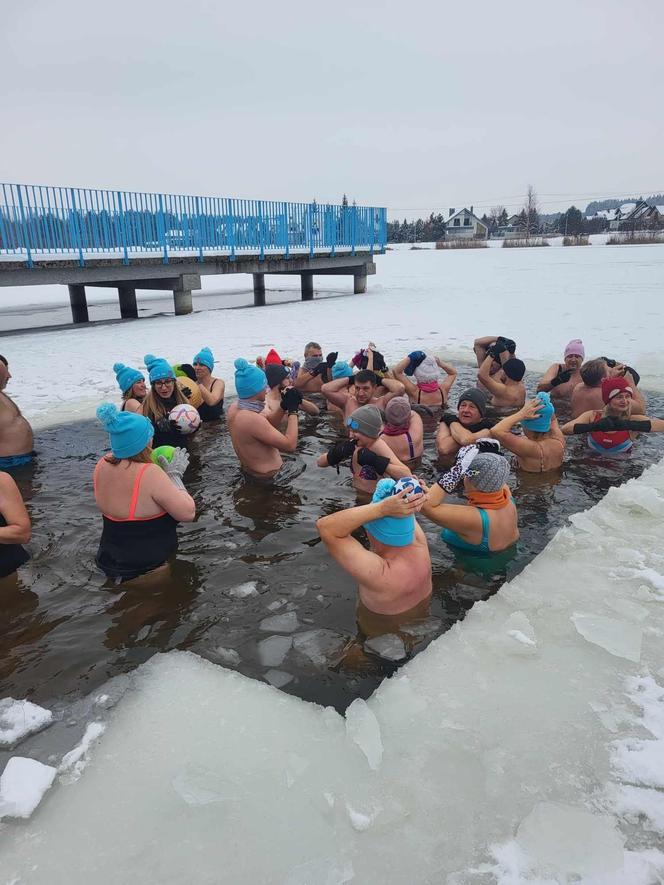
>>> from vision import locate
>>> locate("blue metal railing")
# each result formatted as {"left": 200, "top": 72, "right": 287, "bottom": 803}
{"left": 0, "top": 183, "right": 387, "bottom": 268}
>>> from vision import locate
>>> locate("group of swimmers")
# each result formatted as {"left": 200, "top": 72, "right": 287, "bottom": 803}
{"left": 1, "top": 337, "right": 663, "bottom": 649}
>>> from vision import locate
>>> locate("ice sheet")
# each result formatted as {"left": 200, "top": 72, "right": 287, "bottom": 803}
{"left": 3, "top": 242, "right": 664, "bottom": 431}
{"left": 2, "top": 456, "right": 664, "bottom": 881}
{"left": 0, "top": 757, "right": 57, "bottom": 819}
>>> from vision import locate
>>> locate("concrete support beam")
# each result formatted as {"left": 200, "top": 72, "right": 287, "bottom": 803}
{"left": 118, "top": 285, "right": 138, "bottom": 319}
{"left": 301, "top": 273, "right": 314, "bottom": 301}
{"left": 173, "top": 288, "right": 193, "bottom": 316}
{"left": 253, "top": 273, "right": 266, "bottom": 307}
{"left": 354, "top": 271, "right": 367, "bottom": 294}
{"left": 68, "top": 284, "right": 89, "bottom": 324}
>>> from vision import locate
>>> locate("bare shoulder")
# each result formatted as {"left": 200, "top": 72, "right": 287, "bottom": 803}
{"left": 0, "top": 471, "right": 20, "bottom": 495}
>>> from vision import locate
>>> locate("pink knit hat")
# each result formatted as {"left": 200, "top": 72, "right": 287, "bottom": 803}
{"left": 564, "top": 339, "right": 585, "bottom": 359}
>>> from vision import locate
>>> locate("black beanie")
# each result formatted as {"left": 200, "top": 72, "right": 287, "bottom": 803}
{"left": 503, "top": 358, "right": 526, "bottom": 382}
{"left": 265, "top": 364, "right": 289, "bottom": 389}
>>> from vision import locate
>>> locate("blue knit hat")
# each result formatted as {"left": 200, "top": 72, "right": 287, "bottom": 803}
{"left": 234, "top": 358, "right": 267, "bottom": 398}
{"left": 96, "top": 402, "right": 154, "bottom": 459}
{"left": 363, "top": 478, "right": 416, "bottom": 548}
{"left": 522, "top": 391, "right": 555, "bottom": 432}
{"left": 332, "top": 361, "right": 353, "bottom": 379}
{"left": 193, "top": 347, "right": 214, "bottom": 371}
{"left": 144, "top": 354, "right": 175, "bottom": 384}
{"left": 113, "top": 362, "right": 144, "bottom": 394}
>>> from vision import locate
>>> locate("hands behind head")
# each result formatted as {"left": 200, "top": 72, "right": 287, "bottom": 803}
{"left": 378, "top": 484, "right": 427, "bottom": 517}
{"left": 520, "top": 398, "right": 545, "bottom": 421}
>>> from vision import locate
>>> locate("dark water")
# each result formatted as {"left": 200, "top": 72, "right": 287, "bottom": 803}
{"left": 2, "top": 367, "right": 663, "bottom": 723}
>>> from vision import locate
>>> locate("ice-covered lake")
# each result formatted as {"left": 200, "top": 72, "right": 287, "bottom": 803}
{"left": 1, "top": 242, "right": 664, "bottom": 882}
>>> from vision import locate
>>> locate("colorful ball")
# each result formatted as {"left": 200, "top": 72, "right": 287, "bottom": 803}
{"left": 168, "top": 404, "right": 201, "bottom": 434}
{"left": 151, "top": 445, "right": 176, "bottom": 465}
{"left": 394, "top": 476, "right": 423, "bottom": 499}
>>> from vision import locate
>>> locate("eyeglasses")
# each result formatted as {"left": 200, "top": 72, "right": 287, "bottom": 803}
{"left": 154, "top": 378, "right": 175, "bottom": 387}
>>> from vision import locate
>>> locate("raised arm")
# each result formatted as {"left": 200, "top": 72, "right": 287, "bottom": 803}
{"left": 321, "top": 377, "right": 351, "bottom": 409}
{"left": 478, "top": 355, "right": 506, "bottom": 397}
{"left": 435, "top": 358, "right": 458, "bottom": 399}
{"left": 537, "top": 363, "right": 560, "bottom": 393}
{"left": 419, "top": 480, "right": 481, "bottom": 534}
{"left": 0, "top": 474, "right": 31, "bottom": 545}
{"left": 561, "top": 410, "right": 594, "bottom": 435}
{"left": 149, "top": 464, "right": 196, "bottom": 523}
{"left": 392, "top": 358, "right": 419, "bottom": 399}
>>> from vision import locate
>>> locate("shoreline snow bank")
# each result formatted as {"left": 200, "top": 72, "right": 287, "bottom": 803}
{"left": 1, "top": 460, "right": 664, "bottom": 881}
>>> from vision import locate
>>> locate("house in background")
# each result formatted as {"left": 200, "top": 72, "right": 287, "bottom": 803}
{"left": 608, "top": 200, "right": 663, "bottom": 231}
{"left": 493, "top": 213, "right": 523, "bottom": 239}
{"left": 443, "top": 207, "right": 488, "bottom": 240}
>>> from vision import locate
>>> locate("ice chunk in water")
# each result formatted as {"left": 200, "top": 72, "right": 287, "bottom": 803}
{"left": 364, "top": 634, "right": 407, "bottom": 662}
{"left": 257, "top": 635, "right": 292, "bottom": 667}
{"left": 211, "top": 647, "right": 241, "bottom": 666}
{"left": 264, "top": 669, "right": 293, "bottom": 689}
{"left": 399, "top": 616, "right": 442, "bottom": 641}
{"left": 292, "top": 629, "right": 347, "bottom": 666}
{"left": 346, "top": 802, "right": 377, "bottom": 831}
{"left": 572, "top": 612, "right": 642, "bottom": 662}
{"left": 345, "top": 698, "right": 383, "bottom": 770}
{"left": 0, "top": 757, "right": 57, "bottom": 819}
{"left": 0, "top": 698, "right": 53, "bottom": 747}
{"left": 516, "top": 801, "right": 624, "bottom": 877}
{"left": 228, "top": 581, "right": 258, "bottom": 598}
{"left": 259, "top": 611, "right": 299, "bottom": 633}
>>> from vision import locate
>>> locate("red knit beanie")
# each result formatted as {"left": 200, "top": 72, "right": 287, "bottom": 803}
{"left": 265, "top": 348, "right": 283, "bottom": 366}
{"left": 601, "top": 376, "right": 633, "bottom": 404}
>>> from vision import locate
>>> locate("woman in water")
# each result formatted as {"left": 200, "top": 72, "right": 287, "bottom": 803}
{"left": 489, "top": 392, "right": 565, "bottom": 473}
{"left": 93, "top": 403, "right": 195, "bottom": 583}
{"left": 141, "top": 354, "right": 189, "bottom": 448}
{"left": 192, "top": 347, "right": 225, "bottom": 421}
{"left": 113, "top": 363, "right": 147, "bottom": 414}
{"left": 0, "top": 471, "right": 30, "bottom": 585}
{"left": 380, "top": 396, "right": 424, "bottom": 463}
{"left": 392, "top": 353, "right": 457, "bottom": 408}
{"left": 420, "top": 443, "right": 519, "bottom": 554}
{"left": 561, "top": 376, "right": 664, "bottom": 454}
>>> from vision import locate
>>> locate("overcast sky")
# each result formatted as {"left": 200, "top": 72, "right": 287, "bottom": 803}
{"left": 2, "top": 0, "right": 662, "bottom": 217}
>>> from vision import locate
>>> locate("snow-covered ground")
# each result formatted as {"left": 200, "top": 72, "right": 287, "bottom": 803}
{"left": 2, "top": 461, "right": 664, "bottom": 882}
{"left": 1, "top": 239, "right": 664, "bottom": 430}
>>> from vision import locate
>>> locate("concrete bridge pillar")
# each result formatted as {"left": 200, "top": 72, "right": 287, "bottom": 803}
{"left": 172, "top": 274, "right": 199, "bottom": 316}
{"left": 118, "top": 285, "right": 138, "bottom": 319}
{"left": 301, "top": 273, "right": 314, "bottom": 301}
{"left": 68, "top": 284, "right": 89, "bottom": 324}
{"left": 354, "top": 270, "right": 367, "bottom": 294}
{"left": 253, "top": 273, "right": 266, "bottom": 306}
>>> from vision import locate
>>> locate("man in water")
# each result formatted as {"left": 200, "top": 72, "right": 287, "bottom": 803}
{"left": 537, "top": 339, "right": 585, "bottom": 400}
{"left": 293, "top": 341, "right": 328, "bottom": 394}
{"left": 436, "top": 388, "right": 494, "bottom": 458}
{"left": 321, "top": 369, "right": 405, "bottom": 420}
{"left": 227, "top": 358, "right": 301, "bottom": 478}
{"left": 477, "top": 353, "right": 526, "bottom": 410}
{"left": 0, "top": 356, "right": 34, "bottom": 469}
{"left": 264, "top": 362, "right": 320, "bottom": 424}
{"left": 316, "top": 478, "right": 432, "bottom": 633}
{"left": 570, "top": 358, "right": 645, "bottom": 418}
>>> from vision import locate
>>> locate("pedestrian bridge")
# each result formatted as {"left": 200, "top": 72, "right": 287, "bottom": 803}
{"left": 0, "top": 182, "right": 386, "bottom": 322}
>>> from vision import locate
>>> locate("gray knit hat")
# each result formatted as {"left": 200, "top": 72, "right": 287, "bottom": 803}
{"left": 457, "top": 387, "right": 488, "bottom": 418}
{"left": 385, "top": 396, "right": 411, "bottom": 427}
{"left": 347, "top": 405, "right": 383, "bottom": 439}
{"left": 466, "top": 453, "right": 510, "bottom": 492}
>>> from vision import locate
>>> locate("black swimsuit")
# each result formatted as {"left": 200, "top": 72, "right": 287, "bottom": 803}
{"left": 197, "top": 381, "right": 224, "bottom": 421}
{"left": 0, "top": 514, "right": 30, "bottom": 579}
{"left": 94, "top": 461, "right": 178, "bottom": 581}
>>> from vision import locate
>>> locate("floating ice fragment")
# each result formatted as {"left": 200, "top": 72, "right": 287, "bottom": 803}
{"left": 0, "top": 757, "right": 57, "bottom": 819}
{"left": 364, "top": 634, "right": 407, "bottom": 662}
{"left": 399, "top": 616, "right": 442, "bottom": 641}
{"left": 572, "top": 612, "right": 642, "bottom": 662}
{"left": 345, "top": 802, "right": 376, "bottom": 831}
{"left": 257, "top": 635, "right": 292, "bottom": 667}
{"left": 266, "top": 598, "right": 287, "bottom": 611}
{"left": 292, "top": 629, "right": 347, "bottom": 666}
{"left": 228, "top": 581, "right": 258, "bottom": 598}
{"left": 59, "top": 722, "right": 106, "bottom": 782}
{"left": 517, "top": 801, "right": 624, "bottom": 877}
{"left": 0, "top": 698, "right": 53, "bottom": 748}
{"left": 259, "top": 611, "right": 299, "bottom": 633}
{"left": 345, "top": 699, "right": 383, "bottom": 770}
{"left": 264, "top": 669, "right": 293, "bottom": 688}
{"left": 211, "top": 647, "right": 241, "bottom": 666}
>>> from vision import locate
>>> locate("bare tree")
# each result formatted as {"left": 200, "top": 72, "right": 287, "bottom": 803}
{"left": 523, "top": 186, "right": 539, "bottom": 241}
{"left": 490, "top": 205, "right": 505, "bottom": 229}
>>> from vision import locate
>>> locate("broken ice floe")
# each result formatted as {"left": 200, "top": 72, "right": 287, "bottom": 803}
{"left": 571, "top": 612, "right": 642, "bottom": 662}
{"left": 257, "top": 635, "right": 292, "bottom": 667}
{"left": 259, "top": 611, "right": 299, "bottom": 633}
{"left": 363, "top": 634, "right": 407, "bottom": 662}
{"left": 0, "top": 756, "right": 57, "bottom": 819}
{"left": 0, "top": 698, "right": 53, "bottom": 747}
